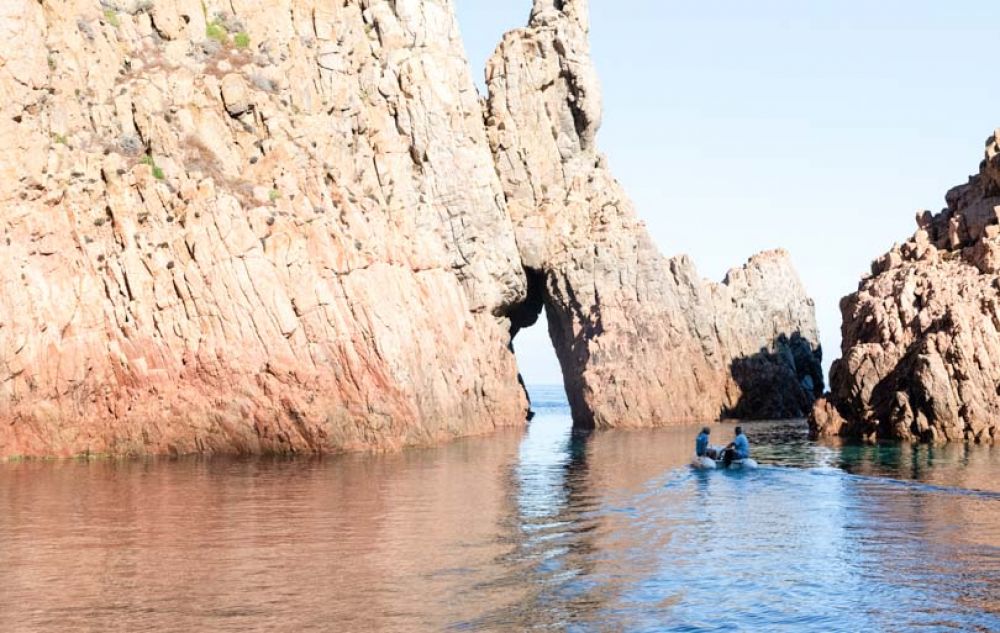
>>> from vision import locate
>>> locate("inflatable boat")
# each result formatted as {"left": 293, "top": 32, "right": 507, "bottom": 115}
{"left": 691, "top": 450, "right": 758, "bottom": 470}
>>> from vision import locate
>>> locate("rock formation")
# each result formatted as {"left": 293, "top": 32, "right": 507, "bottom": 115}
{"left": 485, "top": 0, "right": 822, "bottom": 429}
{"left": 814, "top": 131, "right": 1000, "bottom": 445}
{"left": 0, "top": 0, "right": 820, "bottom": 458}
{"left": 0, "top": 0, "right": 529, "bottom": 457}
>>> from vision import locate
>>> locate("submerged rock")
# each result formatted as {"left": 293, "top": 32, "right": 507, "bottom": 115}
{"left": 815, "top": 130, "right": 1000, "bottom": 444}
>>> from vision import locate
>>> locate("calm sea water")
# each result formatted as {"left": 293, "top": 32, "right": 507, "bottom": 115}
{"left": 0, "top": 385, "right": 997, "bottom": 632}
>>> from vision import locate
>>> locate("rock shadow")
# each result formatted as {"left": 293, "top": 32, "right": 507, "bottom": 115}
{"left": 724, "top": 332, "right": 824, "bottom": 420}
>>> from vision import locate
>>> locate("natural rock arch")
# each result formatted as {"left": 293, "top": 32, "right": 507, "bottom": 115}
{"left": 0, "top": 0, "right": 820, "bottom": 457}
{"left": 490, "top": 0, "right": 822, "bottom": 430}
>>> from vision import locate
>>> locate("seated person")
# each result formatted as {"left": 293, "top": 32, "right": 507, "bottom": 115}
{"left": 695, "top": 427, "right": 718, "bottom": 459}
{"left": 722, "top": 426, "right": 750, "bottom": 466}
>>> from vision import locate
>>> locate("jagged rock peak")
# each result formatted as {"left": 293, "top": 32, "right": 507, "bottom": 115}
{"left": 530, "top": 0, "right": 589, "bottom": 30}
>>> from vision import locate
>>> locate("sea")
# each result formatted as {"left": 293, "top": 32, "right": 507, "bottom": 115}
{"left": 0, "top": 385, "right": 997, "bottom": 632}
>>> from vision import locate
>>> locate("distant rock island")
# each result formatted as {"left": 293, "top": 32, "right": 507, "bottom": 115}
{"left": 0, "top": 0, "right": 819, "bottom": 458}
{"left": 813, "top": 132, "right": 1000, "bottom": 445}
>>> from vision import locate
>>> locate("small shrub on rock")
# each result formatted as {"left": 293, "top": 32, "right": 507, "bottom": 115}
{"left": 103, "top": 8, "right": 120, "bottom": 28}
{"left": 140, "top": 154, "right": 166, "bottom": 180}
{"left": 206, "top": 21, "right": 228, "bottom": 44}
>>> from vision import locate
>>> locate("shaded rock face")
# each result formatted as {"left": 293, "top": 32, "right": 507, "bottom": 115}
{"left": 0, "top": 0, "right": 820, "bottom": 458}
{"left": 727, "top": 333, "right": 824, "bottom": 421}
{"left": 816, "top": 131, "right": 1000, "bottom": 444}
{"left": 0, "top": 0, "right": 529, "bottom": 457}
{"left": 486, "top": 0, "right": 822, "bottom": 429}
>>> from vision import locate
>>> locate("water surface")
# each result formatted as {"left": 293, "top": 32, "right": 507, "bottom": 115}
{"left": 0, "top": 385, "right": 997, "bottom": 631}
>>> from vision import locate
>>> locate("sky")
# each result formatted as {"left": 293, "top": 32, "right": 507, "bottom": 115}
{"left": 454, "top": 0, "right": 1000, "bottom": 386}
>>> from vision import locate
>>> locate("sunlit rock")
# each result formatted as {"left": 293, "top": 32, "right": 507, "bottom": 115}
{"left": 486, "top": 0, "right": 822, "bottom": 429}
{"left": 815, "top": 130, "right": 1000, "bottom": 444}
{"left": 0, "top": 0, "right": 820, "bottom": 457}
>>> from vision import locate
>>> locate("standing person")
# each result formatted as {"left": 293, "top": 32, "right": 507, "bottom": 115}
{"left": 695, "top": 427, "right": 714, "bottom": 458}
{"left": 723, "top": 426, "right": 750, "bottom": 467}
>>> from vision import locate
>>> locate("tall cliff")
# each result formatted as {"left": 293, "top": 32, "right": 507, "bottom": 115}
{"left": 813, "top": 131, "right": 1000, "bottom": 445}
{"left": 0, "top": 0, "right": 530, "bottom": 456}
{"left": 485, "top": 0, "right": 822, "bottom": 429}
{"left": 0, "top": 0, "right": 819, "bottom": 458}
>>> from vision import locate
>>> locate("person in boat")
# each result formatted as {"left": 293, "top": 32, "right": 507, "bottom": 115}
{"left": 722, "top": 426, "right": 750, "bottom": 467}
{"left": 695, "top": 427, "right": 718, "bottom": 459}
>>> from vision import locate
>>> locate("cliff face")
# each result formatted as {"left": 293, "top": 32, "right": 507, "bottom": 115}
{"left": 485, "top": 1, "right": 822, "bottom": 428}
{"left": 814, "top": 132, "right": 1000, "bottom": 445}
{"left": 0, "top": 0, "right": 529, "bottom": 456}
{"left": 0, "top": 0, "right": 820, "bottom": 458}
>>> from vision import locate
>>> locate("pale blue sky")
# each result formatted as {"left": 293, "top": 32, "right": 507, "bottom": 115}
{"left": 455, "top": 1, "right": 1000, "bottom": 386}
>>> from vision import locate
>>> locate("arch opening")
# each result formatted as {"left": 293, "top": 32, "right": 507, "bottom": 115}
{"left": 508, "top": 269, "right": 567, "bottom": 420}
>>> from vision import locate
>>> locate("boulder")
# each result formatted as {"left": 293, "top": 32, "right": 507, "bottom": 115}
{"left": 220, "top": 74, "right": 252, "bottom": 117}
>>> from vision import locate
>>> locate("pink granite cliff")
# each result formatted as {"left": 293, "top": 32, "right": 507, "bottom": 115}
{"left": 485, "top": 0, "right": 821, "bottom": 429}
{"left": 0, "top": 0, "right": 819, "bottom": 457}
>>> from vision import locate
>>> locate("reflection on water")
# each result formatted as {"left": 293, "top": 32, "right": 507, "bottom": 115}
{"left": 0, "top": 385, "right": 997, "bottom": 632}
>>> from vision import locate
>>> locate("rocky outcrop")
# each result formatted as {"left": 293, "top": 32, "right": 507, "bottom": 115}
{"left": 0, "top": 0, "right": 820, "bottom": 458}
{"left": 815, "top": 131, "right": 1000, "bottom": 444}
{"left": 0, "top": 0, "right": 530, "bottom": 457}
{"left": 486, "top": 0, "right": 822, "bottom": 429}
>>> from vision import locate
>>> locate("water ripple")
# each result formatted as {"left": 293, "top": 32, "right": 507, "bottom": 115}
{"left": 0, "top": 392, "right": 996, "bottom": 632}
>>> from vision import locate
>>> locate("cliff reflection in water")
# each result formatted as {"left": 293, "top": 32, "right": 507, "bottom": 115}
{"left": 0, "top": 386, "right": 996, "bottom": 631}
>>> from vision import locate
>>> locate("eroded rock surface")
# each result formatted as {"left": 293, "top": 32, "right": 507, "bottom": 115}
{"left": 815, "top": 132, "right": 1000, "bottom": 444}
{"left": 0, "top": 0, "right": 821, "bottom": 458}
{"left": 0, "top": 0, "right": 529, "bottom": 457}
{"left": 486, "top": 0, "right": 822, "bottom": 429}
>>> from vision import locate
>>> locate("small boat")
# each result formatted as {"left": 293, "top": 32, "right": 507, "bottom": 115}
{"left": 690, "top": 449, "right": 758, "bottom": 470}
{"left": 691, "top": 455, "right": 717, "bottom": 469}
{"left": 723, "top": 457, "right": 758, "bottom": 470}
